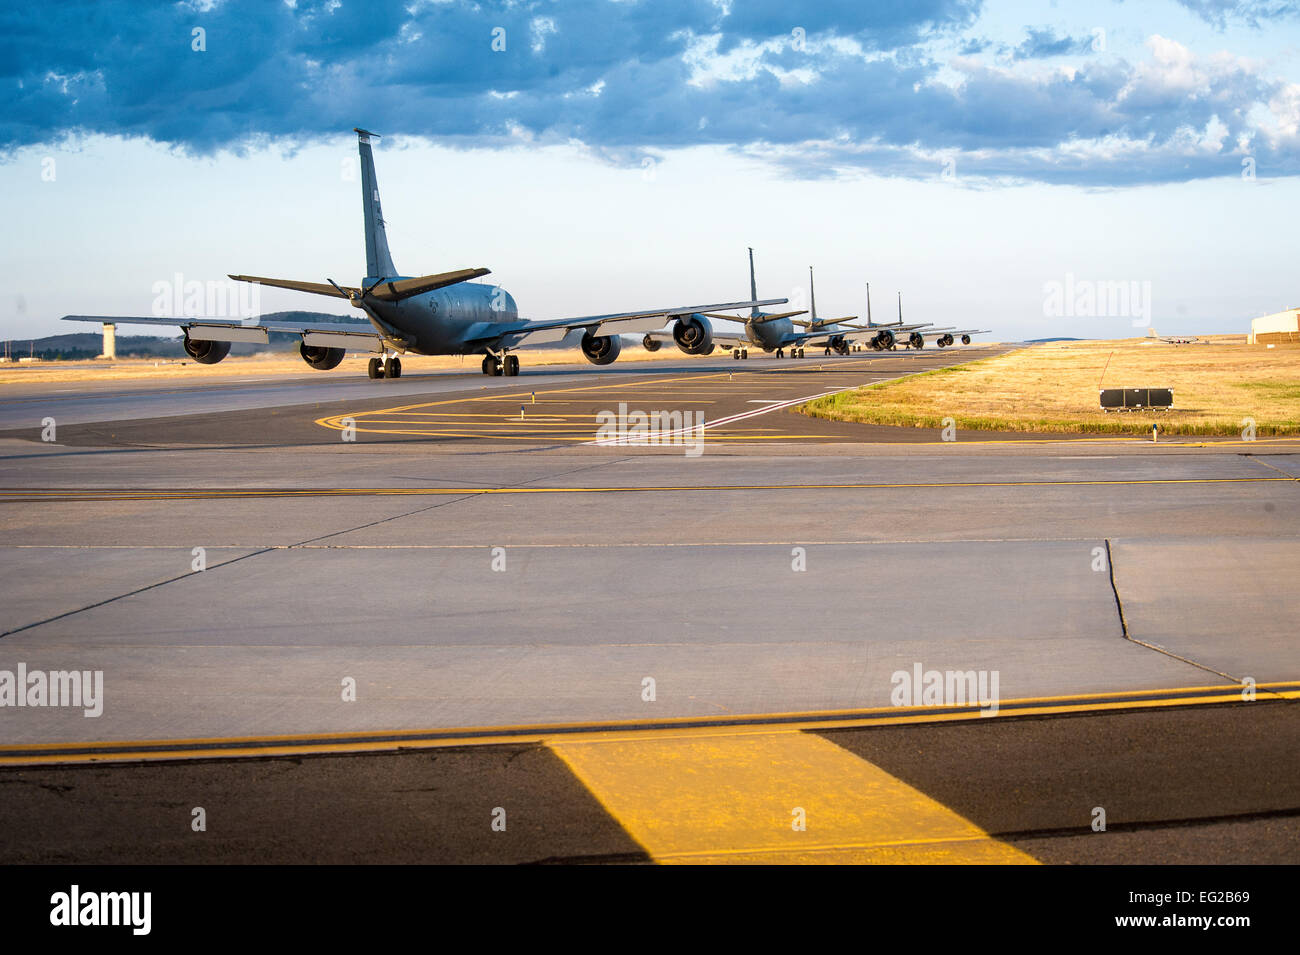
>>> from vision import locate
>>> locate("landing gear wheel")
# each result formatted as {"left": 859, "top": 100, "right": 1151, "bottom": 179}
{"left": 387, "top": 357, "right": 401, "bottom": 379}
{"left": 776, "top": 348, "right": 784, "bottom": 358}
{"left": 490, "top": 359, "right": 503, "bottom": 376}
{"left": 505, "top": 355, "right": 520, "bottom": 376}
{"left": 482, "top": 356, "right": 494, "bottom": 375}
{"left": 368, "top": 357, "right": 382, "bottom": 379}
{"left": 741, "top": 349, "right": 748, "bottom": 359}
{"left": 798, "top": 348, "right": 805, "bottom": 358}
{"left": 733, "top": 349, "right": 740, "bottom": 360}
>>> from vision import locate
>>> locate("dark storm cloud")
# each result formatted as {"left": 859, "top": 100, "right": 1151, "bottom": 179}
{"left": 1, "top": 0, "right": 1295, "bottom": 186}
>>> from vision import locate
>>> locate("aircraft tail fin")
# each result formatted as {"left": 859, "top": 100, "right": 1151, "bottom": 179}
{"left": 356, "top": 128, "right": 397, "bottom": 283}
{"left": 809, "top": 267, "right": 818, "bottom": 326}
{"left": 866, "top": 282, "right": 873, "bottom": 327}
{"left": 748, "top": 248, "right": 759, "bottom": 320}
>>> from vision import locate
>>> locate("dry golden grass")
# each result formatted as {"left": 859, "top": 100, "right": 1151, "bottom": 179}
{"left": 0, "top": 345, "right": 686, "bottom": 386}
{"left": 801, "top": 336, "right": 1300, "bottom": 436}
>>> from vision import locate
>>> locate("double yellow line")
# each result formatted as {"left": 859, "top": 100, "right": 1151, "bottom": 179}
{"left": 2, "top": 681, "right": 1291, "bottom": 767}
{"left": 1, "top": 474, "right": 1293, "bottom": 504}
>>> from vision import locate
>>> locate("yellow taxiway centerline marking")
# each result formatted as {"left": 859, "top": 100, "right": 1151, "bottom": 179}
{"left": 549, "top": 730, "right": 1037, "bottom": 864}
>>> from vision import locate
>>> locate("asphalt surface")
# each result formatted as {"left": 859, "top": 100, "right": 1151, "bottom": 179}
{"left": 0, "top": 702, "right": 1292, "bottom": 864}
{"left": 0, "top": 348, "right": 1296, "bottom": 863}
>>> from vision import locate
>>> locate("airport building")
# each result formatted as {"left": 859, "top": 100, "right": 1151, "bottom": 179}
{"left": 1249, "top": 307, "right": 1300, "bottom": 344}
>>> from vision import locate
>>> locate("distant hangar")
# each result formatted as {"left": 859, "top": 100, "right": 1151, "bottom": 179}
{"left": 1249, "top": 307, "right": 1300, "bottom": 344}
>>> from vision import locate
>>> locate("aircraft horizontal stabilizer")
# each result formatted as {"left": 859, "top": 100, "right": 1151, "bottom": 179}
{"left": 228, "top": 275, "right": 356, "bottom": 299}
{"left": 230, "top": 268, "right": 491, "bottom": 302}
{"left": 703, "top": 309, "right": 808, "bottom": 325}
{"left": 792, "top": 315, "right": 857, "bottom": 328}
{"left": 367, "top": 268, "right": 492, "bottom": 301}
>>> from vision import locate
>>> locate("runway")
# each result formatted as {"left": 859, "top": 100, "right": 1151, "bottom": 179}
{"left": 0, "top": 346, "right": 1296, "bottom": 863}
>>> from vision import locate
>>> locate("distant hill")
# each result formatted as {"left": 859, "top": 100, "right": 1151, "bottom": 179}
{"left": 1024, "top": 337, "right": 1084, "bottom": 343}
{"left": 3, "top": 311, "right": 359, "bottom": 360}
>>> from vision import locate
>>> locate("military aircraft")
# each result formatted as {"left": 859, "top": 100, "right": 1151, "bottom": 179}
{"left": 643, "top": 251, "right": 930, "bottom": 359}
{"left": 861, "top": 290, "right": 987, "bottom": 350}
{"left": 642, "top": 248, "right": 812, "bottom": 358}
{"left": 64, "top": 129, "right": 785, "bottom": 378}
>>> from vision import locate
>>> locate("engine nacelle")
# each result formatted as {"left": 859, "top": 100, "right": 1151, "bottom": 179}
{"left": 908, "top": 332, "right": 925, "bottom": 349}
{"left": 581, "top": 331, "right": 622, "bottom": 365}
{"left": 641, "top": 334, "right": 662, "bottom": 352}
{"left": 672, "top": 314, "right": 713, "bottom": 355}
{"left": 872, "top": 329, "right": 895, "bottom": 351}
{"left": 961, "top": 334, "right": 971, "bottom": 345}
{"left": 299, "top": 342, "right": 346, "bottom": 370}
{"left": 183, "top": 335, "right": 231, "bottom": 365}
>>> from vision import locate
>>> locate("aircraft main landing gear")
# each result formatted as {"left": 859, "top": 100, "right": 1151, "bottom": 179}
{"left": 481, "top": 353, "right": 520, "bottom": 376}
{"left": 368, "top": 355, "right": 402, "bottom": 379}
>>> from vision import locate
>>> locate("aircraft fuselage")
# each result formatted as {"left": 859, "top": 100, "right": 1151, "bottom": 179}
{"left": 360, "top": 280, "right": 520, "bottom": 355}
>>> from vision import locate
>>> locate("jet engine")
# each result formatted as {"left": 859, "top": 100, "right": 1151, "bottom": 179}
{"left": 871, "top": 329, "right": 895, "bottom": 351}
{"left": 642, "top": 334, "right": 662, "bottom": 352}
{"left": 961, "top": 334, "right": 972, "bottom": 345}
{"left": 581, "top": 331, "right": 622, "bottom": 365}
{"left": 183, "top": 335, "right": 231, "bottom": 365}
{"left": 299, "top": 342, "right": 346, "bottom": 370}
{"left": 908, "top": 332, "right": 925, "bottom": 349}
{"left": 672, "top": 314, "right": 713, "bottom": 355}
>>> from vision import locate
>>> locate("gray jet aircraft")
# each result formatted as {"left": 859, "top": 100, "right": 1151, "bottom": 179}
{"left": 65, "top": 129, "right": 786, "bottom": 378}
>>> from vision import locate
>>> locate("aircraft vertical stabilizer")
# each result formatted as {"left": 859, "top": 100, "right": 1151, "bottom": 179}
{"left": 355, "top": 128, "right": 397, "bottom": 283}
{"left": 748, "top": 247, "right": 760, "bottom": 319}
{"left": 809, "top": 267, "right": 818, "bottom": 325}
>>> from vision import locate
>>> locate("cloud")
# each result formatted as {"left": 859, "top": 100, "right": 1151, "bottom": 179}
{"left": 1011, "top": 28, "right": 1095, "bottom": 60}
{"left": 1, "top": 1, "right": 1296, "bottom": 187}
{"left": 1174, "top": 1, "right": 1300, "bottom": 29}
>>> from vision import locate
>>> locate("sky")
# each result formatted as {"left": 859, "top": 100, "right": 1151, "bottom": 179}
{"left": 2, "top": 0, "right": 1298, "bottom": 342}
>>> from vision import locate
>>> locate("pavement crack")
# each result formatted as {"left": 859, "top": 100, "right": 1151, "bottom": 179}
{"left": 1105, "top": 537, "right": 1244, "bottom": 683}
{"left": 0, "top": 548, "right": 275, "bottom": 640}
{"left": 1241, "top": 453, "right": 1300, "bottom": 478}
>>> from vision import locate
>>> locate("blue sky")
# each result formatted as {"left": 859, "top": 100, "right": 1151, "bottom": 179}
{"left": 3, "top": 0, "right": 1298, "bottom": 341}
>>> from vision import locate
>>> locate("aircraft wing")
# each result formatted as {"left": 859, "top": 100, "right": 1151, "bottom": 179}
{"left": 641, "top": 327, "right": 750, "bottom": 346}
{"left": 62, "top": 315, "right": 388, "bottom": 351}
{"left": 463, "top": 298, "right": 788, "bottom": 347}
{"left": 839, "top": 322, "right": 938, "bottom": 333}
{"left": 795, "top": 325, "right": 939, "bottom": 346}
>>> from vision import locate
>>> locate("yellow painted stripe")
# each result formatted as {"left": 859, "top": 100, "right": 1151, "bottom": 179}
{"left": 550, "top": 730, "right": 1036, "bottom": 864}
{"left": 0, "top": 474, "right": 1292, "bottom": 503}
{"left": 2, "top": 682, "right": 1292, "bottom": 766}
